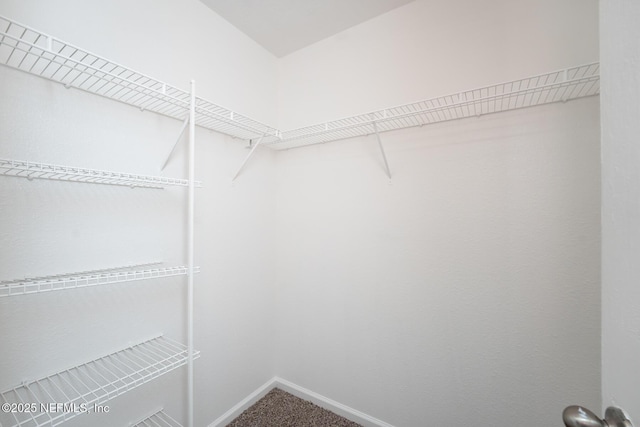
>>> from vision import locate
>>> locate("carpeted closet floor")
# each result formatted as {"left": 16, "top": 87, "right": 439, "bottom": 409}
{"left": 226, "top": 388, "right": 363, "bottom": 427}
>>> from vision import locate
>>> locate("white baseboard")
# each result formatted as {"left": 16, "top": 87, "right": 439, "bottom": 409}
{"left": 208, "top": 376, "right": 394, "bottom": 427}
{"left": 273, "top": 377, "right": 394, "bottom": 427}
{"left": 208, "top": 377, "right": 278, "bottom": 427}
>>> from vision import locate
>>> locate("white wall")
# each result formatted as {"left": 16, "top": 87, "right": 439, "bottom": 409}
{"left": 0, "top": 1, "right": 278, "bottom": 426}
{"left": 600, "top": 0, "right": 640, "bottom": 422}
{"left": 274, "top": 100, "right": 601, "bottom": 427}
{"left": 275, "top": 1, "right": 601, "bottom": 426}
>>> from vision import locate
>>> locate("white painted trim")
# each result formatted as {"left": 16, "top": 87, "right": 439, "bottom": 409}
{"left": 273, "top": 377, "right": 395, "bottom": 427}
{"left": 208, "top": 377, "right": 394, "bottom": 427}
{"left": 208, "top": 378, "right": 278, "bottom": 427}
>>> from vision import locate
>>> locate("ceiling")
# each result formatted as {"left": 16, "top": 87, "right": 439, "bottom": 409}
{"left": 199, "top": 0, "right": 416, "bottom": 57}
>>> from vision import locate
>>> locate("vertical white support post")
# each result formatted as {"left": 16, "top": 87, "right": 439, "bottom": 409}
{"left": 187, "top": 80, "right": 195, "bottom": 427}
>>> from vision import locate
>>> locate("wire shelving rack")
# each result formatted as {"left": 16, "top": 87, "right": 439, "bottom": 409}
{"left": 0, "top": 336, "right": 201, "bottom": 427}
{"left": 1, "top": 14, "right": 205, "bottom": 426}
{"left": 269, "top": 63, "right": 600, "bottom": 149}
{"left": 0, "top": 159, "right": 203, "bottom": 189}
{"left": 0, "top": 14, "right": 600, "bottom": 151}
{"left": 132, "top": 409, "right": 184, "bottom": 427}
{"left": 0, "top": 263, "right": 201, "bottom": 298}
{"left": 0, "top": 15, "right": 279, "bottom": 142}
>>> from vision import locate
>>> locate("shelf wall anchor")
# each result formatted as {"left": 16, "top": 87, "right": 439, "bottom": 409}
{"left": 372, "top": 122, "right": 392, "bottom": 180}
{"left": 232, "top": 134, "right": 266, "bottom": 181}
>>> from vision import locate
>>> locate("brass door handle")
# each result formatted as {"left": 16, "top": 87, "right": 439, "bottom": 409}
{"left": 563, "top": 406, "right": 633, "bottom": 427}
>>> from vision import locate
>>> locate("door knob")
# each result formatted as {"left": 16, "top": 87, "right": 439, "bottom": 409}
{"left": 563, "top": 406, "right": 633, "bottom": 427}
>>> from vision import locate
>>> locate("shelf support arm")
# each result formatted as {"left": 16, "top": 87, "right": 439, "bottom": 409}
{"left": 231, "top": 135, "right": 266, "bottom": 181}
{"left": 160, "top": 117, "right": 189, "bottom": 171}
{"left": 372, "top": 122, "right": 392, "bottom": 179}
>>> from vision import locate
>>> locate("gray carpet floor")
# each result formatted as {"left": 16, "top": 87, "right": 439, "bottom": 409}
{"left": 226, "top": 388, "right": 363, "bottom": 427}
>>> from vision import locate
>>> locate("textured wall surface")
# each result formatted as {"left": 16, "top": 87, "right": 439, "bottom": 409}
{"left": 0, "top": 1, "right": 278, "bottom": 426}
{"left": 600, "top": 0, "right": 640, "bottom": 422}
{"left": 274, "top": 1, "right": 601, "bottom": 425}
{"left": 274, "top": 99, "right": 601, "bottom": 427}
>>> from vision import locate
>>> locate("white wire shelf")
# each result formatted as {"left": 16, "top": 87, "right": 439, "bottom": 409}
{"left": 0, "top": 158, "right": 202, "bottom": 189}
{"left": 131, "top": 409, "right": 183, "bottom": 427}
{"left": 194, "top": 96, "right": 280, "bottom": 142}
{"left": 0, "top": 336, "right": 200, "bottom": 427}
{"left": 0, "top": 15, "right": 279, "bottom": 141}
{"left": 0, "top": 263, "right": 201, "bottom": 298}
{"left": 0, "top": 15, "right": 600, "bottom": 151}
{"left": 268, "top": 62, "right": 600, "bottom": 149}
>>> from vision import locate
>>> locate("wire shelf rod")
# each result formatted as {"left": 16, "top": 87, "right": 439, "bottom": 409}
{"left": 0, "top": 264, "right": 201, "bottom": 298}
{"left": 0, "top": 15, "right": 278, "bottom": 141}
{"left": 0, "top": 336, "right": 200, "bottom": 427}
{"left": 0, "top": 32, "right": 191, "bottom": 119}
{"left": 194, "top": 98, "right": 280, "bottom": 141}
{"left": 0, "top": 15, "right": 600, "bottom": 150}
{"left": 0, "top": 19, "right": 190, "bottom": 103}
{"left": 3, "top": 262, "right": 162, "bottom": 284}
{"left": 132, "top": 409, "right": 183, "bottom": 427}
{"left": 0, "top": 158, "right": 202, "bottom": 189}
{"left": 1, "top": 15, "right": 599, "bottom": 151}
{"left": 270, "top": 62, "right": 599, "bottom": 149}
{"left": 274, "top": 68, "right": 598, "bottom": 144}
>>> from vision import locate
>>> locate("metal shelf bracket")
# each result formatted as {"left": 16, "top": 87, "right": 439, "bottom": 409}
{"left": 372, "top": 122, "right": 392, "bottom": 180}
{"left": 232, "top": 134, "right": 266, "bottom": 182}
{"left": 161, "top": 117, "right": 190, "bottom": 171}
